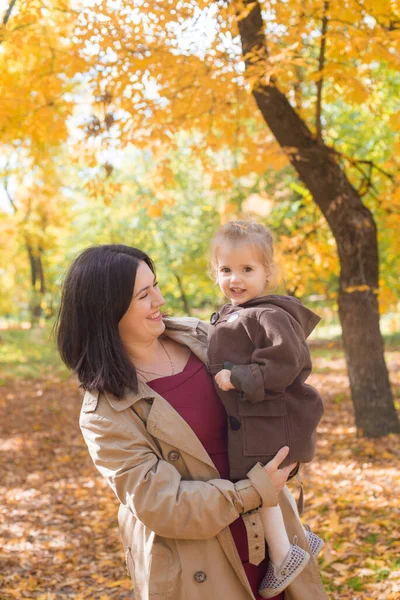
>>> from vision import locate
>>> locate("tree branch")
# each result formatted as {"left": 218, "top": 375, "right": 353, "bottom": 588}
{"left": 316, "top": 2, "right": 329, "bottom": 143}
{"left": 332, "top": 148, "right": 396, "bottom": 183}
{"left": 3, "top": 178, "right": 17, "bottom": 213}
{"left": 2, "top": 0, "right": 18, "bottom": 26}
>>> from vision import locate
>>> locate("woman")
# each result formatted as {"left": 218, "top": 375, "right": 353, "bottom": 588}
{"left": 56, "top": 245, "right": 328, "bottom": 600}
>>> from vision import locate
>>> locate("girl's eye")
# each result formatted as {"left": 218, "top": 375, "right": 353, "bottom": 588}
{"left": 221, "top": 268, "right": 230, "bottom": 273}
{"left": 244, "top": 267, "right": 252, "bottom": 272}
{"left": 153, "top": 280, "right": 159, "bottom": 288}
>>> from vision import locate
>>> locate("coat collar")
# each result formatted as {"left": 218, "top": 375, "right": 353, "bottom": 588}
{"left": 104, "top": 317, "right": 216, "bottom": 469}
{"left": 104, "top": 316, "right": 208, "bottom": 412}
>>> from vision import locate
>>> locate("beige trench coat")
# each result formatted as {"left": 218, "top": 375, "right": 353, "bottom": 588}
{"left": 80, "top": 317, "right": 328, "bottom": 600}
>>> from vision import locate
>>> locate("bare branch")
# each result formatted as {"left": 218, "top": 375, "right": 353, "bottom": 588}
{"left": 316, "top": 2, "right": 329, "bottom": 143}
{"left": 3, "top": 179, "right": 17, "bottom": 213}
{"left": 2, "top": 0, "right": 18, "bottom": 26}
{"left": 332, "top": 147, "right": 396, "bottom": 183}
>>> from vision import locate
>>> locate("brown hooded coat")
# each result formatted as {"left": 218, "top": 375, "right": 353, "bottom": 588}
{"left": 207, "top": 295, "right": 324, "bottom": 479}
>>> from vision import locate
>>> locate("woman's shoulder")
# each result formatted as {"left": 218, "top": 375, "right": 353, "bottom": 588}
{"left": 79, "top": 388, "right": 150, "bottom": 440}
{"left": 80, "top": 389, "right": 99, "bottom": 416}
{"left": 80, "top": 389, "right": 111, "bottom": 419}
{"left": 163, "top": 315, "right": 208, "bottom": 331}
{"left": 163, "top": 316, "right": 209, "bottom": 340}
{"left": 163, "top": 316, "right": 208, "bottom": 362}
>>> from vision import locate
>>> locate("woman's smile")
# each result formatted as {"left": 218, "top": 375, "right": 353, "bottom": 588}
{"left": 148, "top": 310, "right": 162, "bottom": 321}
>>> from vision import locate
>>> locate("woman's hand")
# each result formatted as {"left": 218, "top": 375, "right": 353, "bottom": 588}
{"left": 215, "top": 369, "right": 235, "bottom": 391}
{"left": 263, "top": 447, "right": 296, "bottom": 495}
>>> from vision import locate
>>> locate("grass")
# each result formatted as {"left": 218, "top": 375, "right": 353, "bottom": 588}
{"left": 0, "top": 326, "right": 69, "bottom": 382}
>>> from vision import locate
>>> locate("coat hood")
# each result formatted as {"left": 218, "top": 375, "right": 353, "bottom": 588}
{"left": 219, "top": 295, "right": 320, "bottom": 339}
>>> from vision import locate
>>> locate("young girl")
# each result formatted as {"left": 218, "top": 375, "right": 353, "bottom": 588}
{"left": 208, "top": 220, "right": 325, "bottom": 598}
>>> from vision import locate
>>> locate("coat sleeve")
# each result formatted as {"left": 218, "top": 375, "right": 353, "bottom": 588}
{"left": 229, "top": 311, "right": 306, "bottom": 403}
{"left": 80, "top": 412, "right": 278, "bottom": 540}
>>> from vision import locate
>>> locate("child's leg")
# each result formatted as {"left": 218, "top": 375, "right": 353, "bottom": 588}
{"left": 258, "top": 503, "right": 311, "bottom": 598}
{"left": 259, "top": 505, "right": 291, "bottom": 567}
{"left": 284, "top": 484, "right": 325, "bottom": 558}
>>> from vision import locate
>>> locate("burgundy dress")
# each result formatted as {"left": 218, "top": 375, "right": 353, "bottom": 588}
{"left": 148, "top": 352, "right": 284, "bottom": 600}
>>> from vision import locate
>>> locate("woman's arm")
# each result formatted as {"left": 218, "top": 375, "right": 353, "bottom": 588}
{"left": 80, "top": 412, "right": 290, "bottom": 540}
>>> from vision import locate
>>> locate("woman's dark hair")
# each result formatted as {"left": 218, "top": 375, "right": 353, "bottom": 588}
{"left": 55, "top": 245, "right": 155, "bottom": 398}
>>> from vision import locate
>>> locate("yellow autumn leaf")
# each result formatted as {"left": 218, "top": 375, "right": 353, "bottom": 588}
{"left": 105, "top": 579, "right": 132, "bottom": 588}
{"left": 331, "top": 562, "right": 350, "bottom": 572}
{"left": 147, "top": 205, "right": 164, "bottom": 218}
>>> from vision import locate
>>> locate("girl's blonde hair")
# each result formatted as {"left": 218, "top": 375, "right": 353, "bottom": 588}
{"left": 210, "top": 220, "right": 276, "bottom": 284}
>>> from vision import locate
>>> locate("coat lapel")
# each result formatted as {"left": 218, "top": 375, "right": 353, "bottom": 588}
{"left": 148, "top": 319, "right": 217, "bottom": 468}
{"left": 106, "top": 318, "right": 217, "bottom": 470}
{"left": 106, "top": 385, "right": 218, "bottom": 471}
{"left": 146, "top": 392, "right": 217, "bottom": 470}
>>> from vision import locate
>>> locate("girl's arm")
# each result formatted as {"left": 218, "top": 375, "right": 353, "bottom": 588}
{"left": 227, "top": 310, "right": 307, "bottom": 403}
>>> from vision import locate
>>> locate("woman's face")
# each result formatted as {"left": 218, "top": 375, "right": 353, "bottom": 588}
{"left": 118, "top": 261, "right": 166, "bottom": 346}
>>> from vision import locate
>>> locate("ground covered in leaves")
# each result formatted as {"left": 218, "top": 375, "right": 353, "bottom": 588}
{"left": 0, "top": 332, "right": 399, "bottom": 599}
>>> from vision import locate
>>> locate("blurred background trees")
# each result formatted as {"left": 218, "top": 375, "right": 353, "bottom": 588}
{"left": 1, "top": 0, "right": 399, "bottom": 436}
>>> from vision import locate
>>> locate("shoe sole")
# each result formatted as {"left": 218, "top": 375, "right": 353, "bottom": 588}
{"left": 258, "top": 552, "right": 311, "bottom": 598}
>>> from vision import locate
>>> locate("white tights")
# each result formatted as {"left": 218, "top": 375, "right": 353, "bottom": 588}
{"left": 259, "top": 505, "right": 291, "bottom": 567}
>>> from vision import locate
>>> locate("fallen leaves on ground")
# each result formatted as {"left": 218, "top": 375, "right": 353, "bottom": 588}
{"left": 293, "top": 347, "right": 400, "bottom": 599}
{"left": 0, "top": 345, "right": 399, "bottom": 599}
{"left": 0, "top": 378, "right": 132, "bottom": 599}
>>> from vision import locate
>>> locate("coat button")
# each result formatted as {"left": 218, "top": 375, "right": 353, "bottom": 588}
{"left": 194, "top": 571, "right": 207, "bottom": 583}
{"left": 168, "top": 451, "right": 180, "bottom": 462}
{"left": 228, "top": 416, "right": 241, "bottom": 431}
{"left": 210, "top": 312, "right": 219, "bottom": 325}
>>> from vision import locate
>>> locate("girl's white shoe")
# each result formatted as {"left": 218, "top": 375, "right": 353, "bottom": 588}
{"left": 258, "top": 543, "right": 310, "bottom": 598}
{"left": 304, "top": 524, "right": 325, "bottom": 557}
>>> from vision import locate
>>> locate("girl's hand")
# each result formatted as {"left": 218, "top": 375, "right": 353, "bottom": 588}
{"left": 263, "top": 447, "right": 297, "bottom": 495}
{"left": 215, "top": 369, "right": 235, "bottom": 391}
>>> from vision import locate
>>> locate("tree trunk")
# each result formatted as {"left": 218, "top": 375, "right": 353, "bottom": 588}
{"left": 339, "top": 290, "right": 397, "bottom": 436}
{"left": 174, "top": 273, "right": 191, "bottom": 316}
{"left": 26, "top": 242, "right": 46, "bottom": 325}
{"left": 236, "top": 0, "right": 400, "bottom": 437}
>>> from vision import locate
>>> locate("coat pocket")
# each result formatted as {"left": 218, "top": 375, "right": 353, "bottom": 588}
{"left": 130, "top": 546, "right": 173, "bottom": 599}
{"left": 238, "top": 399, "right": 288, "bottom": 457}
{"left": 148, "top": 550, "right": 172, "bottom": 598}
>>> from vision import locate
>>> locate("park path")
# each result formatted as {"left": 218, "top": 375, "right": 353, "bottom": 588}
{"left": 0, "top": 345, "right": 399, "bottom": 599}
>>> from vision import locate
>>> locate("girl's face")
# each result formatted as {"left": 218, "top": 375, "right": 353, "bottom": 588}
{"left": 216, "top": 242, "right": 269, "bottom": 306}
{"left": 118, "top": 261, "right": 166, "bottom": 346}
